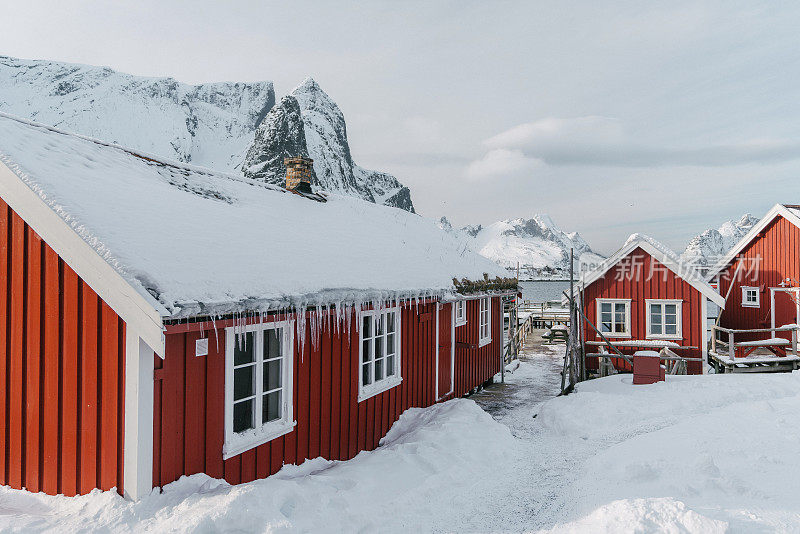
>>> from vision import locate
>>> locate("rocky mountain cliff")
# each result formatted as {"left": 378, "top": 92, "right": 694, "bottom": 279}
{"left": 438, "top": 215, "right": 604, "bottom": 278}
{"left": 243, "top": 78, "right": 414, "bottom": 211}
{"left": 681, "top": 214, "right": 758, "bottom": 272}
{"left": 0, "top": 56, "right": 415, "bottom": 212}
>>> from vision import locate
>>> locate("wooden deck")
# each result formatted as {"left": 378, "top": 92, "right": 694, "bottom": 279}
{"left": 709, "top": 325, "right": 800, "bottom": 373}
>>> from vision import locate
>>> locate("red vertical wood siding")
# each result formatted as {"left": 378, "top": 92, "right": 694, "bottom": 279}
{"left": 0, "top": 199, "right": 127, "bottom": 495}
{"left": 581, "top": 247, "right": 705, "bottom": 374}
{"left": 153, "top": 296, "right": 503, "bottom": 488}
{"left": 717, "top": 216, "right": 800, "bottom": 337}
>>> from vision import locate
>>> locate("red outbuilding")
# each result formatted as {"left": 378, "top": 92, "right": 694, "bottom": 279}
{"left": 0, "top": 113, "right": 514, "bottom": 499}
{"left": 577, "top": 234, "right": 725, "bottom": 374}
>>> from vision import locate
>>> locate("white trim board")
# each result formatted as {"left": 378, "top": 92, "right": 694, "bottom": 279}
{"left": 123, "top": 332, "right": 155, "bottom": 500}
{"left": 705, "top": 203, "right": 800, "bottom": 281}
{"left": 0, "top": 160, "right": 165, "bottom": 354}
{"left": 770, "top": 287, "right": 800, "bottom": 331}
{"left": 572, "top": 237, "right": 725, "bottom": 308}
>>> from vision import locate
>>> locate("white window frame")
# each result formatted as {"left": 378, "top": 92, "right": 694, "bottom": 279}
{"left": 454, "top": 300, "right": 467, "bottom": 327}
{"left": 358, "top": 307, "right": 403, "bottom": 402}
{"left": 596, "top": 299, "right": 631, "bottom": 338}
{"left": 742, "top": 286, "right": 760, "bottom": 308}
{"left": 224, "top": 321, "right": 295, "bottom": 459}
{"left": 478, "top": 297, "right": 492, "bottom": 347}
{"left": 645, "top": 299, "right": 683, "bottom": 340}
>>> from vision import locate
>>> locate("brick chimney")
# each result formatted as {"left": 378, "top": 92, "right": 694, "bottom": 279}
{"left": 284, "top": 156, "right": 314, "bottom": 192}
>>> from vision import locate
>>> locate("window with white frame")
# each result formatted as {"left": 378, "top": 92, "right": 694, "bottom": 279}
{"left": 454, "top": 300, "right": 467, "bottom": 326}
{"left": 359, "top": 307, "right": 402, "bottom": 401}
{"left": 646, "top": 300, "right": 682, "bottom": 339}
{"left": 224, "top": 322, "right": 294, "bottom": 458}
{"left": 478, "top": 297, "right": 491, "bottom": 346}
{"left": 742, "top": 286, "right": 760, "bottom": 307}
{"left": 598, "top": 299, "right": 630, "bottom": 337}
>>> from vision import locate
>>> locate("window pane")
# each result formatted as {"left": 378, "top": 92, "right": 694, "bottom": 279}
{"left": 362, "top": 316, "right": 371, "bottom": 338}
{"left": 651, "top": 319, "right": 662, "bottom": 335}
{"left": 362, "top": 339, "right": 372, "bottom": 362}
{"left": 362, "top": 363, "right": 372, "bottom": 386}
{"left": 233, "top": 399, "right": 253, "bottom": 433}
{"left": 665, "top": 313, "right": 677, "bottom": 325}
{"left": 601, "top": 303, "right": 611, "bottom": 314}
{"left": 601, "top": 311, "right": 612, "bottom": 324}
{"left": 665, "top": 304, "right": 676, "bottom": 315}
{"left": 376, "top": 337, "right": 384, "bottom": 360}
{"left": 263, "top": 359, "right": 281, "bottom": 392}
{"left": 601, "top": 321, "right": 611, "bottom": 333}
{"left": 234, "top": 332, "right": 255, "bottom": 365}
{"left": 666, "top": 324, "right": 677, "bottom": 335}
{"left": 234, "top": 365, "right": 254, "bottom": 401}
{"left": 387, "top": 355, "right": 395, "bottom": 376}
{"left": 651, "top": 304, "right": 662, "bottom": 315}
{"left": 387, "top": 312, "right": 395, "bottom": 333}
{"left": 615, "top": 303, "right": 626, "bottom": 314}
{"left": 614, "top": 322, "right": 626, "bottom": 333}
{"left": 262, "top": 391, "right": 281, "bottom": 423}
{"left": 264, "top": 329, "right": 282, "bottom": 359}
{"left": 387, "top": 333, "right": 395, "bottom": 355}
{"left": 376, "top": 315, "right": 384, "bottom": 335}
{"left": 375, "top": 358, "right": 384, "bottom": 382}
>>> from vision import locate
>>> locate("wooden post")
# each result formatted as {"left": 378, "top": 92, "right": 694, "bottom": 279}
{"left": 729, "top": 331, "right": 735, "bottom": 360}
{"left": 711, "top": 326, "right": 717, "bottom": 354}
{"left": 792, "top": 328, "right": 798, "bottom": 356}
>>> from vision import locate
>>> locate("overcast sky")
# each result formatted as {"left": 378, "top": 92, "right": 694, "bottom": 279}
{"left": 3, "top": 1, "right": 800, "bottom": 254}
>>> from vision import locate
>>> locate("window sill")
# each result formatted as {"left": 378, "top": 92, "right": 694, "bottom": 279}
{"left": 478, "top": 336, "right": 492, "bottom": 348}
{"left": 358, "top": 376, "right": 402, "bottom": 402}
{"left": 455, "top": 319, "right": 467, "bottom": 327}
{"left": 223, "top": 419, "right": 297, "bottom": 460}
{"left": 600, "top": 333, "right": 631, "bottom": 339}
{"left": 646, "top": 335, "right": 683, "bottom": 341}
{"left": 741, "top": 303, "right": 760, "bottom": 308}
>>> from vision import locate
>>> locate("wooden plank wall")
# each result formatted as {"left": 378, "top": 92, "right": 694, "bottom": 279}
{"left": 0, "top": 199, "right": 126, "bottom": 496}
{"left": 153, "top": 296, "right": 503, "bottom": 488}
{"left": 581, "top": 248, "right": 704, "bottom": 374}
{"left": 717, "top": 216, "right": 800, "bottom": 336}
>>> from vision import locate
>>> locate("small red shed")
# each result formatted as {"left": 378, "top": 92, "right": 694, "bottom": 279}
{"left": 707, "top": 203, "right": 800, "bottom": 337}
{"left": 577, "top": 234, "right": 725, "bottom": 374}
{"left": 0, "top": 113, "right": 514, "bottom": 499}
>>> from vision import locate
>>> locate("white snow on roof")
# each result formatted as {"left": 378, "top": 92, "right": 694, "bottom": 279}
{"left": 624, "top": 233, "right": 682, "bottom": 265}
{"left": 0, "top": 113, "right": 506, "bottom": 317}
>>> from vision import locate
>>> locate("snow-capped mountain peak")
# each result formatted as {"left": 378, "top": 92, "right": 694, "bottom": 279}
{"left": 681, "top": 214, "right": 758, "bottom": 271}
{"left": 242, "top": 74, "right": 414, "bottom": 211}
{"left": 437, "top": 214, "right": 603, "bottom": 277}
{"left": 0, "top": 56, "right": 416, "bottom": 212}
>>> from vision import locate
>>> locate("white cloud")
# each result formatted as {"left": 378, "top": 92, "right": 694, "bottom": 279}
{"left": 479, "top": 116, "right": 800, "bottom": 168}
{"left": 465, "top": 149, "right": 542, "bottom": 180}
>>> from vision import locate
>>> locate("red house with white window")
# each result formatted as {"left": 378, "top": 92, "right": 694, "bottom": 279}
{"left": 0, "top": 113, "right": 513, "bottom": 500}
{"left": 578, "top": 234, "right": 725, "bottom": 374}
{"left": 703, "top": 204, "right": 800, "bottom": 370}
{"left": 707, "top": 204, "right": 800, "bottom": 334}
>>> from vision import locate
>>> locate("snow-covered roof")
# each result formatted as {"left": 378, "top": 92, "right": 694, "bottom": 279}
{"left": 0, "top": 113, "right": 506, "bottom": 322}
{"left": 705, "top": 203, "right": 800, "bottom": 280}
{"left": 571, "top": 234, "right": 725, "bottom": 307}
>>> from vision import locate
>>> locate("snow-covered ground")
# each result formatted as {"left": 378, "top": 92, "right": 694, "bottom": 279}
{"left": 2, "top": 345, "right": 800, "bottom": 532}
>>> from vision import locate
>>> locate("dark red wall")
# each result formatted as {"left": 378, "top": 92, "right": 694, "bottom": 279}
{"left": 581, "top": 247, "right": 704, "bottom": 374}
{"left": 0, "top": 198, "right": 126, "bottom": 496}
{"left": 717, "top": 215, "right": 800, "bottom": 335}
{"left": 153, "top": 296, "right": 502, "bottom": 488}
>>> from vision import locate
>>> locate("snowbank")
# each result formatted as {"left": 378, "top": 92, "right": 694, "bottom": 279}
{"left": 0, "top": 399, "right": 516, "bottom": 533}
{"left": 537, "top": 372, "right": 800, "bottom": 531}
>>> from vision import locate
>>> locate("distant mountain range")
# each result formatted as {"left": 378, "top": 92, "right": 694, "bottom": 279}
{"left": 680, "top": 214, "right": 758, "bottom": 272}
{"left": 0, "top": 56, "right": 414, "bottom": 212}
{"left": 438, "top": 215, "right": 605, "bottom": 279}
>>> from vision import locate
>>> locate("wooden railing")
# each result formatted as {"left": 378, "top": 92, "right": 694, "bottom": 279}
{"left": 710, "top": 325, "right": 800, "bottom": 359}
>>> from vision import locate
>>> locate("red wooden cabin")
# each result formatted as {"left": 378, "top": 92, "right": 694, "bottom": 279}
{"left": 577, "top": 234, "right": 725, "bottom": 374}
{"left": 0, "top": 113, "right": 513, "bottom": 500}
{"left": 708, "top": 204, "right": 800, "bottom": 336}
